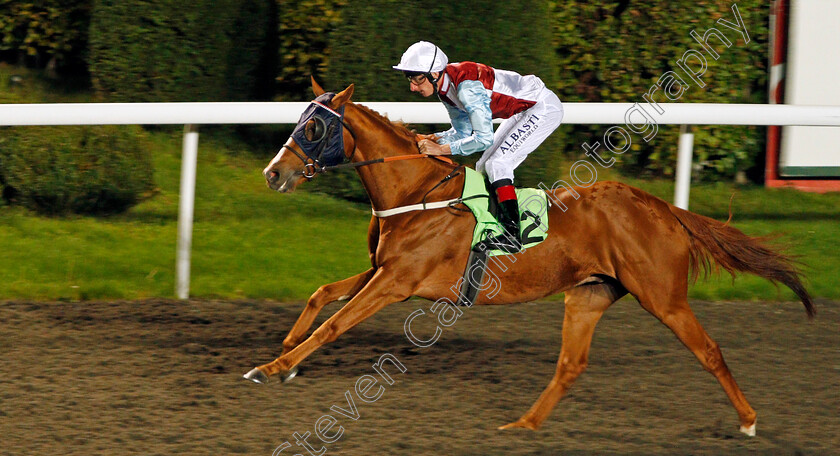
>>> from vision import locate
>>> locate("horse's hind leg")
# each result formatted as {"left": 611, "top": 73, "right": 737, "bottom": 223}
{"left": 280, "top": 268, "right": 376, "bottom": 356}
{"left": 640, "top": 297, "right": 758, "bottom": 436}
{"left": 500, "top": 281, "right": 623, "bottom": 430}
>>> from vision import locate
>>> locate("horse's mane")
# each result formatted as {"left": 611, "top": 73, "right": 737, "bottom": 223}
{"left": 350, "top": 102, "right": 418, "bottom": 145}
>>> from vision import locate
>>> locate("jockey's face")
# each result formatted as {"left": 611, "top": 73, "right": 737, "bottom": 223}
{"left": 408, "top": 72, "right": 440, "bottom": 97}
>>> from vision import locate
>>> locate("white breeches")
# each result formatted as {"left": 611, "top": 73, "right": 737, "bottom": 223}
{"left": 476, "top": 89, "right": 564, "bottom": 183}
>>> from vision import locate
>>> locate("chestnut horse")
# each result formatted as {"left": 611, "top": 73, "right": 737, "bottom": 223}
{"left": 248, "top": 79, "right": 814, "bottom": 436}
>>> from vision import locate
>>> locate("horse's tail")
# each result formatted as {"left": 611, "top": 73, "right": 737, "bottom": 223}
{"left": 667, "top": 204, "right": 815, "bottom": 318}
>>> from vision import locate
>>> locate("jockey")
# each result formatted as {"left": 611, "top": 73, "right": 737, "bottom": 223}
{"left": 393, "top": 41, "right": 564, "bottom": 253}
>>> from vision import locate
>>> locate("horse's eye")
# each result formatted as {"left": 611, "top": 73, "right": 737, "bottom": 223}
{"left": 305, "top": 118, "right": 325, "bottom": 142}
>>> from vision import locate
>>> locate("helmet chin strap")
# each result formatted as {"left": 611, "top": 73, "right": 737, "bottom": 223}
{"left": 426, "top": 45, "right": 442, "bottom": 97}
{"left": 429, "top": 72, "right": 441, "bottom": 97}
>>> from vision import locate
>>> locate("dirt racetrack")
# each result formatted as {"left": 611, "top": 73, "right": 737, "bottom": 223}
{"left": 1, "top": 297, "right": 837, "bottom": 455}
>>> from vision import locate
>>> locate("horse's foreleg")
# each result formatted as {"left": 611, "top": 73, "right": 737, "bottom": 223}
{"left": 280, "top": 268, "right": 376, "bottom": 355}
{"left": 500, "top": 283, "right": 617, "bottom": 431}
{"left": 246, "top": 268, "right": 412, "bottom": 382}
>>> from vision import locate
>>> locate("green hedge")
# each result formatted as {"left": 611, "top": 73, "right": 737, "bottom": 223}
{"left": 0, "top": 125, "right": 155, "bottom": 215}
{"left": 308, "top": 0, "right": 562, "bottom": 201}
{"left": 275, "top": 0, "right": 345, "bottom": 101}
{"left": 0, "top": 0, "right": 92, "bottom": 74}
{"left": 88, "top": 0, "right": 277, "bottom": 102}
{"left": 552, "top": 1, "right": 769, "bottom": 180}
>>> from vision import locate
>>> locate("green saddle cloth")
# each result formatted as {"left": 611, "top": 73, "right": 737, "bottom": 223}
{"left": 460, "top": 167, "right": 550, "bottom": 257}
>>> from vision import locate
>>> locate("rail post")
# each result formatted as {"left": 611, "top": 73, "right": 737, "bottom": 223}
{"left": 176, "top": 124, "right": 199, "bottom": 299}
{"left": 674, "top": 124, "right": 695, "bottom": 210}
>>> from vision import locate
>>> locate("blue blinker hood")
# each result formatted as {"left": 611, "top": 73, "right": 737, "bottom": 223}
{"left": 290, "top": 92, "right": 347, "bottom": 167}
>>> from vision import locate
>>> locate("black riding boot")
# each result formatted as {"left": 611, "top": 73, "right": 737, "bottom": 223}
{"left": 478, "top": 196, "right": 522, "bottom": 254}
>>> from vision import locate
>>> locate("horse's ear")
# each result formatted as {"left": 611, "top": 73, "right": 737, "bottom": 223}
{"left": 311, "top": 76, "right": 325, "bottom": 96}
{"left": 332, "top": 84, "right": 355, "bottom": 108}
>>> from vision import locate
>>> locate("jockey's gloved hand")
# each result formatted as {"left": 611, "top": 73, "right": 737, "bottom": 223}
{"left": 414, "top": 133, "right": 440, "bottom": 142}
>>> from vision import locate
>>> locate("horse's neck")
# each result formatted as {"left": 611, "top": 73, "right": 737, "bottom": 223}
{"left": 346, "top": 105, "right": 459, "bottom": 210}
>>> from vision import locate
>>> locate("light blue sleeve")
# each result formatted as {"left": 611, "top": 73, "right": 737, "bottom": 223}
{"left": 434, "top": 80, "right": 494, "bottom": 156}
{"left": 434, "top": 103, "right": 472, "bottom": 145}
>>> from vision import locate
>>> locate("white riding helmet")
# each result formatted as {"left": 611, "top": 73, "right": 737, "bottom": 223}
{"left": 392, "top": 41, "right": 448, "bottom": 73}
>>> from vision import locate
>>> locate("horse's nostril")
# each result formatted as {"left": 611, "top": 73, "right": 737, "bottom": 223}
{"left": 269, "top": 170, "right": 279, "bottom": 181}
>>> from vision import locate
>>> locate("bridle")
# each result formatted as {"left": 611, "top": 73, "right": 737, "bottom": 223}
{"left": 280, "top": 96, "right": 360, "bottom": 179}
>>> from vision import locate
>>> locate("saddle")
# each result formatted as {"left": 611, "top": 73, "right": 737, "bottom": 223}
{"left": 454, "top": 167, "right": 552, "bottom": 306}
{"left": 459, "top": 167, "right": 550, "bottom": 256}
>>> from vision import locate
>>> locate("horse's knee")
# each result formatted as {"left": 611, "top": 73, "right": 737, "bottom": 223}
{"left": 308, "top": 286, "right": 333, "bottom": 309}
{"left": 702, "top": 339, "right": 727, "bottom": 374}
{"left": 556, "top": 356, "right": 588, "bottom": 384}
{"left": 282, "top": 335, "right": 301, "bottom": 353}
{"left": 312, "top": 321, "right": 341, "bottom": 345}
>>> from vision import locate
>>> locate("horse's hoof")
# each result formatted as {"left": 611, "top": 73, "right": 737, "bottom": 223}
{"left": 280, "top": 366, "right": 299, "bottom": 383}
{"left": 740, "top": 420, "right": 756, "bottom": 437}
{"left": 243, "top": 367, "right": 270, "bottom": 384}
{"left": 498, "top": 419, "right": 538, "bottom": 431}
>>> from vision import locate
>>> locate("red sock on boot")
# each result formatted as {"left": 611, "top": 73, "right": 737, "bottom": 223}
{"left": 495, "top": 185, "right": 516, "bottom": 203}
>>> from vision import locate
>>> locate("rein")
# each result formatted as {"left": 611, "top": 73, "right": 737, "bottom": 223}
{"left": 326, "top": 153, "right": 456, "bottom": 173}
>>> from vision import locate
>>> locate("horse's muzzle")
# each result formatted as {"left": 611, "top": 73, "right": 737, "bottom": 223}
{"left": 265, "top": 168, "right": 297, "bottom": 192}
{"left": 265, "top": 169, "right": 280, "bottom": 186}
